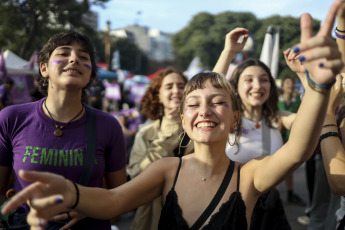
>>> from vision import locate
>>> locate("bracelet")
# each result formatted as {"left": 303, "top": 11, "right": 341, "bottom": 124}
{"left": 70, "top": 182, "right": 79, "bottom": 209}
{"left": 306, "top": 70, "right": 335, "bottom": 93}
{"left": 335, "top": 30, "right": 345, "bottom": 40}
{"left": 336, "top": 27, "right": 345, "bottom": 33}
{"left": 319, "top": 132, "right": 341, "bottom": 144}
{"left": 323, "top": 124, "right": 338, "bottom": 128}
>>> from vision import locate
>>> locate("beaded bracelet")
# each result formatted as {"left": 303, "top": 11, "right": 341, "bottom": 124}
{"left": 70, "top": 182, "right": 80, "bottom": 209}
{"left": 319, "top": 132, "right": 341, "bottom": 144}
{"left": 306, "top": 70, "right": 336, "bottom": 93}
{"left": 335, "top": 30, "right": 345, "bottom": 40}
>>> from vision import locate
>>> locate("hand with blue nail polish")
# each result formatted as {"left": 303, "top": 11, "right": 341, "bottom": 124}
{"left": 291, "top": 0, "right": 344, "bottom": 86}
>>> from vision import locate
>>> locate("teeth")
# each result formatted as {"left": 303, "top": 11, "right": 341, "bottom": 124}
{"left": 251, "top": 93, "right": 262, "bottom": 96}
{"left": 66, "top": 69, "right": 79, "bottom": 73}
{"left": 197, "top": 122, "right": 216, "bottom": 128}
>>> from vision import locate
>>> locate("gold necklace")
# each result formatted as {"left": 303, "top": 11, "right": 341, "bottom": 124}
{"left": 44, "top": 99, "right": 84, "bottom": 137}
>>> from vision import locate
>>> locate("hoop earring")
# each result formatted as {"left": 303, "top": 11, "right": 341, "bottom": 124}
{"left": 178, "top": 131, "right": 191, "bottom": 148}
{"left": 177, "top": 130, "right": 191, "bottom": 156}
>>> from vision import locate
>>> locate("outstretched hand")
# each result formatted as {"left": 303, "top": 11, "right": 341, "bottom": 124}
{"left": 1, "top": 170, "right": 73, "bottom": 228}
{"left": 292, "top": 0, "right": 344, "bottom": 86}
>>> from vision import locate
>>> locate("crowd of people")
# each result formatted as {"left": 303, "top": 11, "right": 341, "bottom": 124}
{"left": 1, "top": 0, "right": 345, "bottom": 230}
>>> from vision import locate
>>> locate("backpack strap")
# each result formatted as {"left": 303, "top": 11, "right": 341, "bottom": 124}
{"left": 78, "top": 105, "right": 97, "bottom": 186}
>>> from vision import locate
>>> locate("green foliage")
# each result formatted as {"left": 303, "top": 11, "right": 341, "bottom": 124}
{"left": 172, "top": 11, "right": 320, "bottom": 79}
{"left": 0, "top": 0, "right": 109, "bottom": 59}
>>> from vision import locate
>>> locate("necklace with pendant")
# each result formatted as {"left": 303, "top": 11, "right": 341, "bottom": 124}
{"left": 44, "top": 99, "right": 84, "bottom": 137}
{"left": 243, "top": 121, "right": 261, "bottom": 135}
{"left": 190, "top": 157, "right": 226, "bottom": 182}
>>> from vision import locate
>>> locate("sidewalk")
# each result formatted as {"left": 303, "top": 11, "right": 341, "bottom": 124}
{"left": 113, "top": 163, "right": 310, "bottom": 230}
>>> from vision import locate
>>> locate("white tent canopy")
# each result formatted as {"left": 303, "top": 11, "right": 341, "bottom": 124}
{"left": 1, "top": 50, "right": 39, "bottom": 75}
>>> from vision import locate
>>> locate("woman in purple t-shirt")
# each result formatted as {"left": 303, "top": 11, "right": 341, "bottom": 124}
{"left": 0, "top": 31, "right": 127, "bottom": 230}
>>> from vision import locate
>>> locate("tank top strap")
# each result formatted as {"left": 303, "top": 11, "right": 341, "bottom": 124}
{"left": 237, "top": 163, "right": 242, "bottom": 192}
{"left": 172, "top": 158, "right": 183, "bottom": 188}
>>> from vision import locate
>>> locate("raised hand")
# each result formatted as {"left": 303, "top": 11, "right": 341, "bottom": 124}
{"left": 223, "top": 28, "right": 249, "bottom": 55}
{"left": 213, "top": 28, "right": 249, "bottom": 75}
{"left": 293, "top": 0, "right": 344, "bottom": 86}
{"left": 283, "top": 48, "right": 306, "bottom": 74}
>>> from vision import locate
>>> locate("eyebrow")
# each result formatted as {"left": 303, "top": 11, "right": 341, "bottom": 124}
{"left": 186, "top": 93, "right": 226, "bottom": 100}
{"left": 56, "top": 46, "right": 89, "bottom": 54}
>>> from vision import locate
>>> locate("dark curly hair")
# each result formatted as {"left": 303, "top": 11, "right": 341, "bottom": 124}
{"left": 229, "top": 58, "right": 279, "bottom": 127}
{"left": 37, "top": 31, "right": 97, "bottom": 101}
{"left": 140, "top": 67, "right": 188, "bottom": 120}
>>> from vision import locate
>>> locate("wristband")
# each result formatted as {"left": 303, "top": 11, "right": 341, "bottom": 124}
{"left": 336, "top": 27, "right": 345, "bottom": 33}
{"left": 70, "top": 182, "right": 79, "bottom": 209}
{"left": 306, "top": 70, "right": 335, "bottom": 93}
{"left": 335, "top": 30, "right": 345, "bottom": 40}
{"left": 323, "top": 124, "right": 338, "bottom": 128}
{"left": 319, "top": 132, "right": 341, "bottom": 144}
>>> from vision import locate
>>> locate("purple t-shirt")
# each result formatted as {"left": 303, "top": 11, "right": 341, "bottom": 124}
{"left": 0, "top": 98, "right": 126, "bottom": 228}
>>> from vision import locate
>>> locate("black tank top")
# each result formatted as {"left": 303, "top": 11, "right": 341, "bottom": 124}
{"left": 158, "top": 158, "right": 247, "bottom": 230}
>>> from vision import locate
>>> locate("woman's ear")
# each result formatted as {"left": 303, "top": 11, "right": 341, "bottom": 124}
{"left": 40, "top": 62, "right": 49, "bottom": 78}
{"left": 181, "top": 114, "right": 185, "bottom": 129}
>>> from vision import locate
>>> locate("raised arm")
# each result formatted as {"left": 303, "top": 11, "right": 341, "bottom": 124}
{"left": 320, "top": 74, "right": 345, "bottom": 195}
{"left": 212, "top": 28, "right": 249, "bottom": 75}
{"left": 1, "top": 157, "right": 172, "bottom": 228}
{"left": 246, "top": 0, "right": 344, "bottom": 193}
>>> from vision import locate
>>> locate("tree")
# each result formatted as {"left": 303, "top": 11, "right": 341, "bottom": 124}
{"left": 0, "top": 0, "right": 109, "bottom": 59}
{"left": 172, "top": 11, "right": 320, "bottom": 79}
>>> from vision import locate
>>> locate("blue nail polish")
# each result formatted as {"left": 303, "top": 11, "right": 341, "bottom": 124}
{"left": 56, "top": 197, "right": 63, "bottom": 203}
{"left": 319, "top": 63, "right": 324, "bottom": 68}
{"left": 293, "top": 47, "right": 300, "bottom": 53}
{"left": 298, "top": 56, "right": 306, "bottom": 62}
{"left": 39, "top": 220, "right": 43, "bottom": 227}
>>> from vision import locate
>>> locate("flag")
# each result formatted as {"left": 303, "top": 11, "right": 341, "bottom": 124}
{"left": 0, "top": 50, "right": 7, "bottom": 82}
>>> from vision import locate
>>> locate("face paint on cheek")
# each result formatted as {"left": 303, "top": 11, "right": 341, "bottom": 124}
{"left": 84, "top": 64, "right": 92, "bottom": 70}
{"left": 50, "top": 60, "right": 63, "bottom": 65}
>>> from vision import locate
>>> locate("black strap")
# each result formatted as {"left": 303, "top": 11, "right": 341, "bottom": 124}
{"left": 236, "top": 164, "right": 241, "bottom": 192}
{"left": 190, "top": 160, "right": 234, "bottom": 230}
{"left": 337, "top": 213, "right": 345, "bottom": 230}
{"left": 78, "top": 105, "right": 97, "bottom": 186}
{"left": 172, "top": 158, "right": 183, "bottom": 188}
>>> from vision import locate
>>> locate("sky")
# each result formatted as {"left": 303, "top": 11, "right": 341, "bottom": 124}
{"left": 91, "top": 0, "right": 335, "bottom": 33}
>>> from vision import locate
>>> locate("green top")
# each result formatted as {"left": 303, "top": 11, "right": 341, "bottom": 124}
{"left": 278, "top": 95, "right": 301, "bottom": 143}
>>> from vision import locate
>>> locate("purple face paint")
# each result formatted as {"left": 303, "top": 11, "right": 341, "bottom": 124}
{"left": 184, "top": 108, "right": 188, "bottom": 112}
{"left": 223, "top": 104, "right": 230, "bottom": 109}
{"left": 84, "top": 63, "right": 92, "bottom": 70}
{"left": 51, "top": 60, "right": 63, "bottom": 64}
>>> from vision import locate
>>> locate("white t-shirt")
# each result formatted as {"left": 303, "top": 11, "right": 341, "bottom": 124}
{"left": 226, "top": 117, "right": 283, "bottom": 163}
